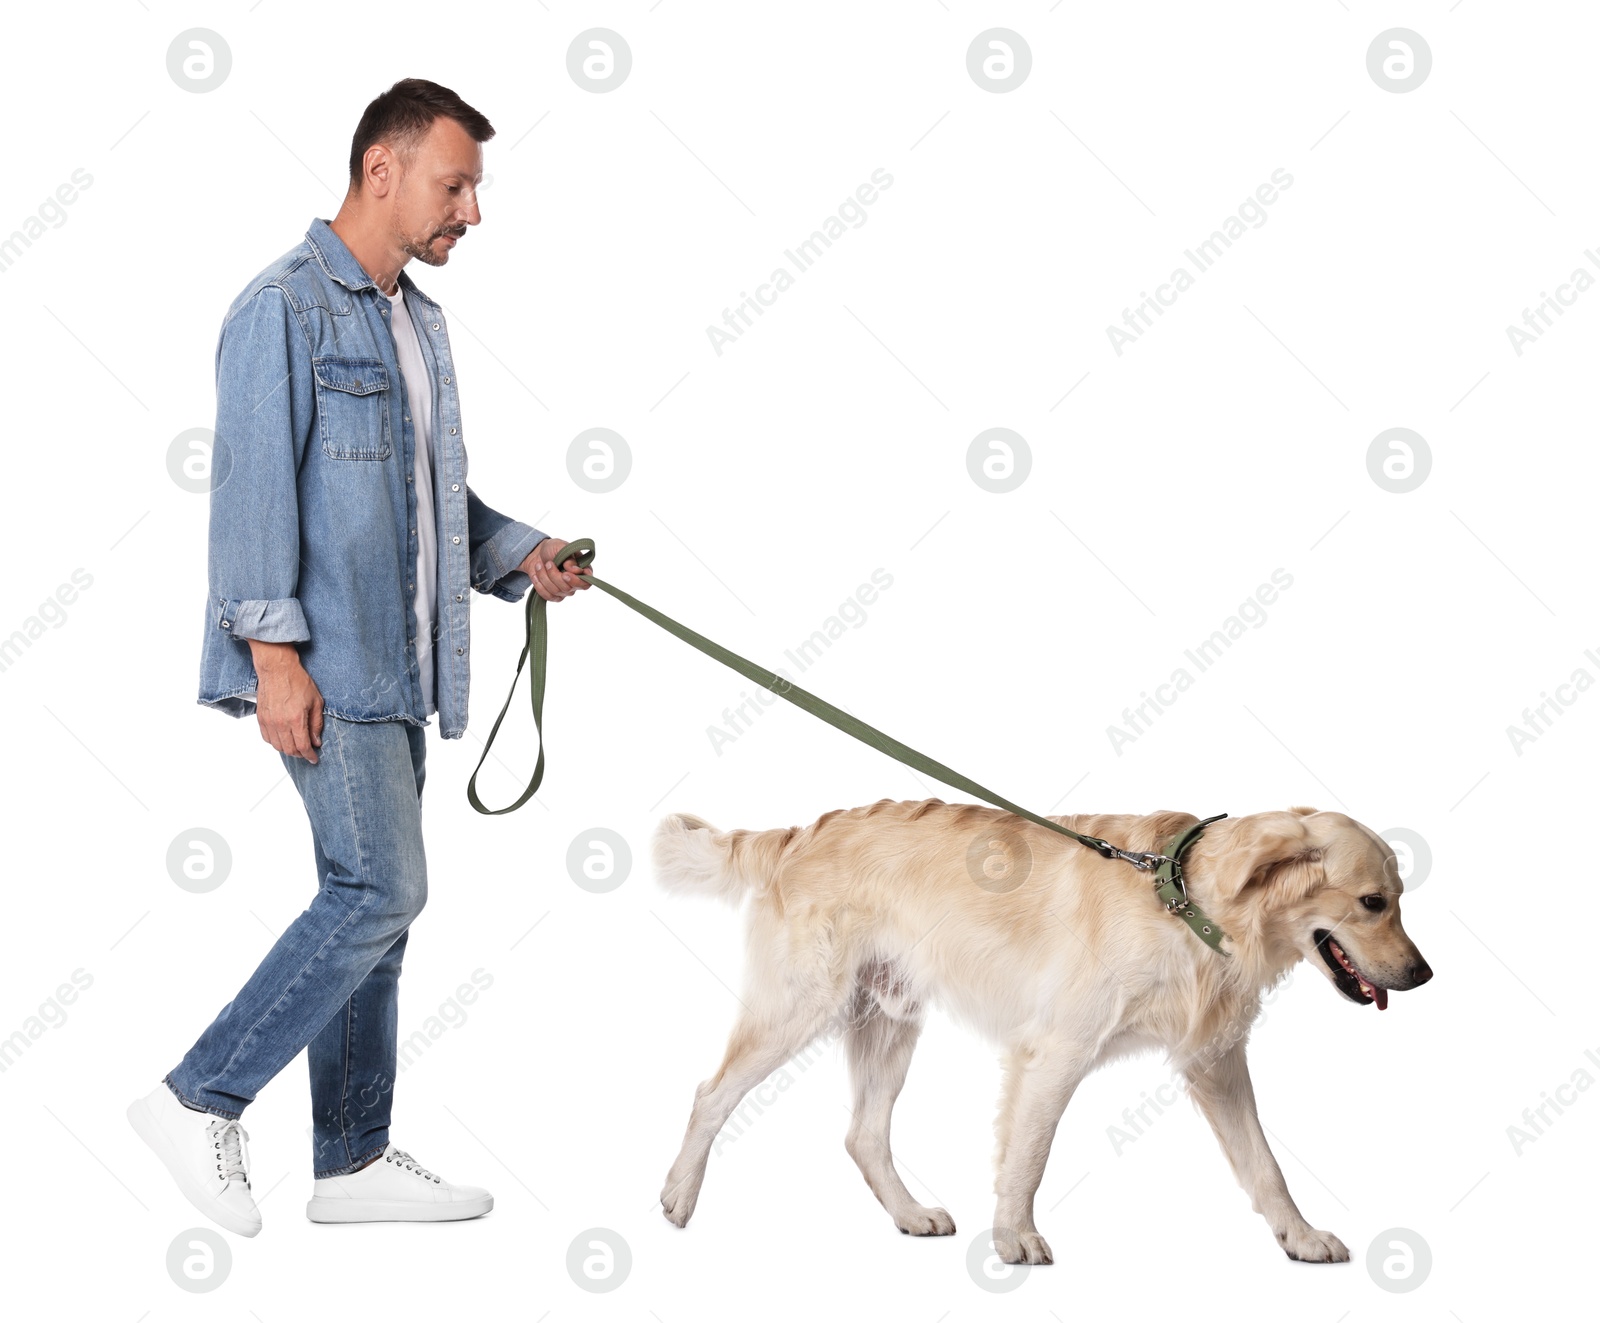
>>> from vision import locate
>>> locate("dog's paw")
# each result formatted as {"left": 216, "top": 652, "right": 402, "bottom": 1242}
{"left": 659, "top": 1174, "right": 700, "bottom": 1228}
{"left": 992, "top": 1228, "right": 1053, "bottom": 1265}
{"left": 1278, "top": 1225, "right": 1349, "bottom": 1263}
{"left": 895, "top": 1205, "right": 956, "bottom": 1236}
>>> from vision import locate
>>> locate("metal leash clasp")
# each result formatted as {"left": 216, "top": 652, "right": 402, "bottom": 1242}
{"left": 1086, "top": 837, "right": 1170, "bottom": 871}
{"left": 1117, "top": 849, "right": 1171, "bottom": 872}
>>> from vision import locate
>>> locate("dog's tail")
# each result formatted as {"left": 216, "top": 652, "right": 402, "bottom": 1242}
{"left": 651, "top": 812, "right": 790, "bottom": 905}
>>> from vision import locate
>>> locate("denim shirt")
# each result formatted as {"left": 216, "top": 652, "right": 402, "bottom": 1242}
{"left": 197, "top": 217, "right": 548, "bottom": 739}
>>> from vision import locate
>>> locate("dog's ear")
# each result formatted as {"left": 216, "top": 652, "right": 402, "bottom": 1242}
{"left": 1203, "top": 811, "right": 1319, "bottom": 899}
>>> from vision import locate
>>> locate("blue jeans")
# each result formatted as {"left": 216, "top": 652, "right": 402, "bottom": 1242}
{"left": 166, "top": 715, "right": 428, "bottom": 1176}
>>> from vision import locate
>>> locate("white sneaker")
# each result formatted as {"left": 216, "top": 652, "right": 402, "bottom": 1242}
{"left": 306, "top": 1142, "right": 493, "bottom": 1223}
{"left": 127, "top": 1082, "right": 261, "bottom": 1237}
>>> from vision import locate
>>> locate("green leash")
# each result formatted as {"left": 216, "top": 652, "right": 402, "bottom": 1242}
{"left": 466, "top": 537, "right": 1231, "bottom": 954}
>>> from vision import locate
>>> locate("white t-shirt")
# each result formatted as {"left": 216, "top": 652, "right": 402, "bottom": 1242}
{"left": 386, "top": 282, "right": 439, "bottom": 717}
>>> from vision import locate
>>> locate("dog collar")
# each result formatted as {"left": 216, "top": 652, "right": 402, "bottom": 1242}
{"left": 1151, "top": 814, "right": 1231, "bottom": 954}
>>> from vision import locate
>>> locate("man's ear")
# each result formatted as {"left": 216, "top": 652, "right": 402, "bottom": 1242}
{"left": 1198, "top": 811, "right": 1317, "bottom": 900}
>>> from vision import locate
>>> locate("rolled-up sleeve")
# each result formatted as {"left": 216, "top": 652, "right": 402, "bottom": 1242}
{"left": 208, "top": 284, "right": 313, "bottom": 644}
{"left": 467, "top": 483, "right": 548, "bottom": 602}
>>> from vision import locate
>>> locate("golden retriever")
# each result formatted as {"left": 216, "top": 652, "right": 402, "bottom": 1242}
{"left": 651, "top": 800, "right": 1432, "bottom": 1264}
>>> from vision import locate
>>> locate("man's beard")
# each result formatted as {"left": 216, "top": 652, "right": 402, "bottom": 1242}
{"left": 400, "top": 225, "right": 463, "bottom": 267}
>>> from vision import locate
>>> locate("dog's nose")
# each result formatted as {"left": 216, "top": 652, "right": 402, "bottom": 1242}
{"left": 1406, "top": 960, "right": 1433, "bottom": 986}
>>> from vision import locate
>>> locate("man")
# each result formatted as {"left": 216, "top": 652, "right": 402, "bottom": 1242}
{"left": 127, "top": 78, "right": 589, "bottom": 1236}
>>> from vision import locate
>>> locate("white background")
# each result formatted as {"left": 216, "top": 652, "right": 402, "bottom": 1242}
{"left": 1, "top": 2, "right": 1593, "bottom": 1319}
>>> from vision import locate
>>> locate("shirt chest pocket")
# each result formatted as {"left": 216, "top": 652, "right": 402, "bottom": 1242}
{"left": 313, "top": 356, "right": 392, "bottom": 460}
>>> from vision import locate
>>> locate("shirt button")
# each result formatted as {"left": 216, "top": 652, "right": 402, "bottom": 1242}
{"left": 442, "top": 376, "right": 451, "bottom": 384}
{"left": 449, "top": 427, "right": 457, "bottom": 435}
{"left": 220, "top": 620, "right": 231, "bottom": 629}
{"left": 451, "top": 484, "right": 459, "bottom": 492}
{"left": 406, "top": 474, "right": 413, "bottom": 483}
{"left": 456, "top": 647, "right": 464, "bottom": 655}
{"left": 431, "top": 322, "right": 440, "bottom": 330}
{"left": 455, "top": 593, "right": 463, "bottom": 602}
{"left": 451, "top": 535, "right": 461, "bottom": 545}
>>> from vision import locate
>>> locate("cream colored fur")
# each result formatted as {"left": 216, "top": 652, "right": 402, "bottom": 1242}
{"left": 653, "top": 798, "right": 1432, "bottom": 1264}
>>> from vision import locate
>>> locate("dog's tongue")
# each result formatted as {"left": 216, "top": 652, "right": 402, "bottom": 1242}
{"left": 1373, "top": 986, "right": 1388, "bottom": 1011}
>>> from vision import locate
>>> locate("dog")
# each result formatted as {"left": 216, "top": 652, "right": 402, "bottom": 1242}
{"left": 651, "top": 800, "right": 1432, "bottom": 1264}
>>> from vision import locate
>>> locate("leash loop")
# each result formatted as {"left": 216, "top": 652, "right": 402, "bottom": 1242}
{"left": 550, "top": 536, "right": 597, "bottom": 571}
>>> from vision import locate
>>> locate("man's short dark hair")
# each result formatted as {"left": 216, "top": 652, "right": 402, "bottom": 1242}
{"left": 347, "top": 78, "right": 495, "bottom": 189}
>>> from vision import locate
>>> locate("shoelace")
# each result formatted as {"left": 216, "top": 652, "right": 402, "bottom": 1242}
{"left": 387, "top": 1147, "right": 441, "bottom": 1184}
{"left": 207, "top": 1118, "right": 251, "bottom": 1189}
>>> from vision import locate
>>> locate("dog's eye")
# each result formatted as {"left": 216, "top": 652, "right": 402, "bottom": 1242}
{"left": 1360, "top": 894, "right": 1387, "bottom": 912}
